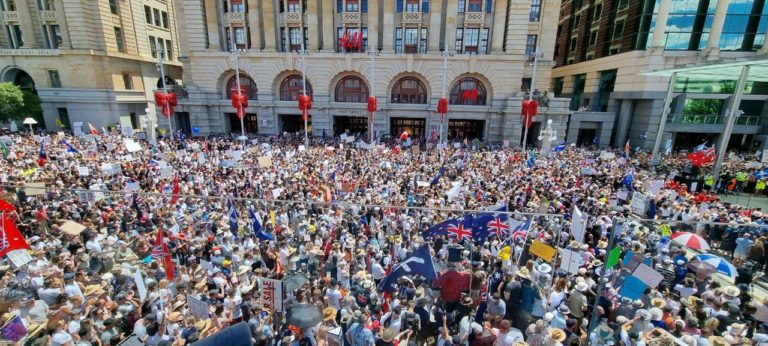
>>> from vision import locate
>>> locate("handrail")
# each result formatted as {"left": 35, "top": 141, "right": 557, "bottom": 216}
{"left": 666, "top": 114, "right": 762, "bottom": 126}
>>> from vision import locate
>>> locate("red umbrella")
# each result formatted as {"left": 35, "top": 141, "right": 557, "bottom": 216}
{"left": 0, "top": 199, "right": 16, "bottom": 213}
{"left": 671, "top": 232, "right": 710, "bottom": 250}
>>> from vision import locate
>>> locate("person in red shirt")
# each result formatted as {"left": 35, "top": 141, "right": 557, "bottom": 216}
{"left": 432, "top": 263, "right": 471, "bottom": 313}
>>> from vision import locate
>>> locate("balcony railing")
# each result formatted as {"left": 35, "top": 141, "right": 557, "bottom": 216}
{"left": 341, "top": 12, "right": 360, "bottom": 25}
{"left": 282, "top": 12, "right": 302, "bottom": 25}
{"left": 1, "top": 11, "right": 19, "bottom": 21}
{"left": 666, "top": 114, "right": 763, "bottom": 126}
{"left": 226, "top": 12, "right": 247, "bottom": 24}
{"left": 401, "top": 12, "right": 422, "bottom": 24}
{"left": 464, "top": 12, "right": 484, "bottom": 25}
{"left": 39, "top": 10, "right": 57, "bottom": 21}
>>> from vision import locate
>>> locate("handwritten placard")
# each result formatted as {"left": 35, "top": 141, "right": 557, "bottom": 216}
{"left": 559, "top": 248, "right": 581, "bottom": 274}
{"left": 186, "top": 294, "right": 210, "bottom": 320}
{"left": 632, "top": 263, "right": 664, "bottom": 288}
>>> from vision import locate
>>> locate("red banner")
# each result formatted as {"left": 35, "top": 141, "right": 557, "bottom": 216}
{"left": 462, "top": 89, "right": 479, "bottom": 101}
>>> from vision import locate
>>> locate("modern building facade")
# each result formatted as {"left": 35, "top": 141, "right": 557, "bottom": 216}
{"left": 172, "top": 0, "right": 571, "bottom": 144}
{"left": 551, "top": 0, "right": 768, "bottom": 152}
{"left": 0, "top": 0, "right": 182, "bottom": 132}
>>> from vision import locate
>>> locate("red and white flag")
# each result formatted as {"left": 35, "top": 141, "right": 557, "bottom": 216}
{"left": 152, "top": 229, "right": 176, "bottom": 280}
{"left": 169, "top": 175, "right": 181, "bottom": 205}
{"left": 88, "top": 123, "right": 99, "bottom": 135}
{"left": 0, "top": 212, "right": 30, "bottom": 257}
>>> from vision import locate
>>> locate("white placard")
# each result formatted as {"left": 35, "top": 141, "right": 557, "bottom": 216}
{"left": 101, "top": 164, "right": 122, "bottom": 176}
{"left": 124, "top": 182, "right": 140, "bottom": 191}
{"left": 345, "top": 136, "right": 355, "bottom": 143}
{"left": 186, "top": 294, "right": 210, "bottom": 319}
{"left": 690, "top": 182, "right": 698, "bottom": 192}
{"left": 571, "top": 206, "right": 586, "bottom": 243}
{"left": 77, "top": 166, "right": 90, "bottom": 176}
{"left": 159, "top": 167, "right": 173, "bottom": 179}
{"left": 648, "top": 180, "right": 664, "bottom": 195}
{"left": 340, "top": 134, "right": 348, "bottom": 142}
{"left": 134, "top": 270, "right": 147, "bottom": 301}
{"left": 259, "top": 278, "right": 284, "bottom": 311}
{"left": 632, "top": 263, "right": 664, "bottom": 288}
{"left": 298, "top": 145, "right": 306, "bottom": 151}
{"left": 272, "top": 188, "right": 283, "bottom": 199}
{"left": 7, "top": 249, "right": 33, "bottom": 268}
{"left": 453, "top": 143, "right": 461, "bottom": 148}
{"left": 200, "top": 260, "right": 214, "bottom": 273}
{"left": 599, "top": 151, "right": 616, "bottom": 160}
{"left": 90, "top": 184, "right": 105, "bottom": 202}
{"left": 232, "top": 150, "right": 243, "bottom": 161}
{"left": 122, "top": 126, "right": 133, "bottom": 137}
{"left": 630, "top": 192, "right": 647, "bottom": 215}
{"left": 763, "top": 149, "right": 768, "bottom": 163}
{"left": 124, "top": 140, "right": 141, "bottom": 153}
{"left": 616, "top": 190, "right": 628, "bottom": 201}
{"left": 416, "top": 181, "right": 430, "bottom": 187}
{"left": 73, "top": 122, "right": 84, "bottom": 136}
{"left": 559, "top": 248, "right": 581, "bottom": 275}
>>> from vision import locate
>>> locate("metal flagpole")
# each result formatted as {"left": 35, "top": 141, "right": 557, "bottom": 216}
{"left": 231, "top": 49, "right": 246, "bottom": 139}
{"left": 299, "top": 38, "right": 309, "bottom": 148}
{"left": 156, "top": 42, "right": 173, "bottom": 136}
{"left": 368, "top": 48, "right": 379, "bottom": 144}
{"left": 515, "top": 217, "right": 534, "bottom": 267}
{"left": 440, "top": 50, "right": 451, "bottom": 145}
{"left": 522, "top": 48, "right": 539, "bottom": 151}
{"left": 587, "top": 217, "right": 620, "bottom": 332}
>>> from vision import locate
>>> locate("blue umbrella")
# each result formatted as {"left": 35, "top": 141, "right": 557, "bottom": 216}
{"left": 691, "top": 254, "right": 738, "bottom": 278}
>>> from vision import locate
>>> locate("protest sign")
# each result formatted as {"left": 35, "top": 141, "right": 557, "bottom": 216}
{"left": 260, "top": 278, "right": 284, "bottom": 311}
{"left": 77, "top": 166, "right": 90, "bottom": 176}
{"left": 26, "top": 182, "right": 46, "bottom": 196}
{"left": 529, "top": 240, "right": 556, "bottom": 262}
{"left": 7, "top": 249, "right": 33, "bottom": 268}
{"left": 630, "top": 192, "right": 647, "bottom": 216}
{"left": 258, "top": 156, "right": 273, "bottom": 168}
{"left": 570, "top": 206, "right": 586, "bottom": 243}
{"left": 125, "top": 182, "right": 140, "bottom": 191}
{"left": 201, "top": 260, "right": 214, "bottom": 273}
{"left": 73, "top": 122, "right": 84, "bottom": 136}
{"left": 559, "top": 248, "right": 581, "bottom": 274}
{"left": 632, "top": 263, "right": 665, "bottom": 288}
{"left": 186, "top": 294, "right": 210, "bottom": 319}
{"left": 606, "top": 246, "right": 622, "bottom": 269}
{"left": 619, "top": 276, "right": 648, "bottom": 300}
{"left": 134, "top": 270, "right": 147, "bottom": 301}
{"left": 1, "top": 315, "right": 27, "bottom": 341}
{"left": 102, "top": 164, "right": 122, "bottom": 176}
{"left": 124, "top": 140, "right": 141, "bottom": 153}
{"left": 60, "top": 220, "right": 86, "bottom": 235}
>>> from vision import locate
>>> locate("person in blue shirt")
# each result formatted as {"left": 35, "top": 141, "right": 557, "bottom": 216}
{"left": 734, "top": 233, "right": 755, "bottom": 266}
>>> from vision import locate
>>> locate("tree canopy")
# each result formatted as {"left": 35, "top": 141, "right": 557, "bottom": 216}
{"left": 0, "top": 82, "right": 25, "bottom": 122}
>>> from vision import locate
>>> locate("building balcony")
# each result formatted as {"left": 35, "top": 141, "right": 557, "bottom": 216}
{"left": 1, "top": 11, "right": 19, "bottom": 21}
{"left": 226, "top": 11, "right": 247, "bottom": 25}
{"left": 401, "top": 12, "right": 422, "bottom": 24}
{"left": 464, "top": 12, "right": 484, "bottom": 25}
{"left": 341, "top": 12, "right": 360, "bottom": 25}
{"left": 281, "top": 12, "right": 302, "bottom": 25}
{"left": 665, "top": 114, "right": 763, "bottom": 134}
{"left": 39, "top": 10, "right": 57, "bottom": 21}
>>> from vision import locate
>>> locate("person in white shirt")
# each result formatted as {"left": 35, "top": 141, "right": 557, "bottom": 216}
{"left": 490, "top": 320, "right": 523, "bottom": 346}
{"left": 326, "top": 281, "right": 342, "bottom": 310}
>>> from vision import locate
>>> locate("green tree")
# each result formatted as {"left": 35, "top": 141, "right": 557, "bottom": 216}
{"left": 0, "top": 82, "right": 25, "bottom": 122}
{"left": 20, "top": 90, "right": 43, "bottom": 125}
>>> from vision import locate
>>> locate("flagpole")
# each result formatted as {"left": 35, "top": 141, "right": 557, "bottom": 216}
{"left": 156, "top": 42, "right": 173, "bottom": 136}
{"left": 522, "top": 46, "right": 539, "bottom": 151}
{"left": 299, "top": 38, "right": 309, "bottom": 148}
{"left": 231, "top": 49, "right": 246, "bottom": 139}
{"left": 515, "top": 218, "right": 533, "bottom": 268}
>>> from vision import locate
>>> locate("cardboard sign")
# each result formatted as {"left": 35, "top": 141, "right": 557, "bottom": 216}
{"left": 186, "top": 294, "right": 210, "bottom": 320}
{"left": 60, "top": 220, "right": 87, "bottom": 235}
{"left": 619, "top": 276, "right": 648, "bottom": 300}
{"left": 73, "top": 122, "right": 84, "bottom": 136}
{"left": 26, "top": 182, "right": 46, "bottom": 196}
{"left": 124, "top": 140, "right": 142, "bottom": 153}
{"left": 648, "top": 180, "right": 664, "bottom": 195}
{"left": 134, "top": 270, "right": 147, "bottom": 301}
{"left": 571, "top": 206, "right": 586, "bottom": 243}
{"left": 529, "top": 240, "right": 556, "bottom": 262}
{"left": 77, "top": 166, "right": 90, "bottom": 176}
{"left": 7, "top": 249, "right": 33, "bottom": 268}
{"left": 630, "top": 192, "right": 647, "bottom": 215}
{"left": 632, "top": 263, "right": 665, "bottom": 288}
{"left": 102, "top": 164, "right": 122, "bottom": 176}
{"left": 258, "top": 156, "right": 272, "bottom": 168}
{"left": 606, "top": 246, "right": 622, "bottom": 269}
{"left": 201, "top": 260, "right": 214, "bottom": 273}
{"left": 559, "top": 248, "right": 581, "bottom": 274}
{"left": 260, "top": 278, "right": 284, "bottom": 311}
{"left": 125, "top": 182, "right": 140, "bottom": 191}
{"left": 159, "top": 167, "right": 173, "bottom": 179}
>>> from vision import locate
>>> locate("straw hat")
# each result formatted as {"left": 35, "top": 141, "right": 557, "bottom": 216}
{"left": 84, "top": 285, "right": 105, "bottom": 296}
{"left": 27, "top": 322, "right": 46, "bottom": 338}
{"left": 172, "top": 301, "right": 185, "bottom": 311}
{"left": 650, "top": 308, "right": 663, "bottom": 321}
{"left": 168, "top": 311, "right": 182, "bottom": 322}
{"left": 516, "top": 267, "right": 531, "bottom": 280}
{"left": 323, "top": 307, "right": 337, "bottom": 322}
{"left": 708, "top": 336, "right": 728, "bottom": 346}
{"left": 651, "top": 297, "right": 666, "bottom": 309}
{"left": 548, "top": 328, "right": 566, "bottom": 342}
{"left": 237, "top": 265, "right": 250, "bottom": 276}
{"left": 195, "top": 319, "right": 212, "bottom": 334}
{"left": 723, "top": 285, "right": 740, "bottom": 297}
{"left": 575, "top": 281, "right": 589, "bottom": 292}
{"left": 381, "top": 327, "right": 396, "bottom": 342}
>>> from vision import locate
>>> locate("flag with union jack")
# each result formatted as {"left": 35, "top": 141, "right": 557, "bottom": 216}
{"left": 152, "top": 229, "right": 175, "bottom": 280}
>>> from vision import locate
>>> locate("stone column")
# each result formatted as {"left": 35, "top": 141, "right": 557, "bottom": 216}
{"left": 368, "top": 0, "right": 380, "bottom": 49}
{"left": 204, "top": 0, "right": 221, "bottom": 50}
{"left": 261, "top": 0, "right": 277, "bottom": 51}
{"left": 321, "top": 0, "right": 334, "bottom": 52}
{"left": 650, "top": 0, "right": 672, "bottom": 48}
{"left": 54, "top": 0, "right": 71, "bottom": 48}
{"left": 490, "top": 0, "right": 506, "bottom": 53}
{"left": 306, "top": 0, "right": 319, "bottom": 50}
{"left": 382, "top": 0, "right": 395, "bottom": 52}
{"left": 614, "top": 99, "right": 633, "bottom": 147}
{"left": 445, "top": 0, "right": 458, "bottom": 52}
{"left": 428, "top": 0, "right": 443, "bottom": 51}
{"left": 247, "top": 0, "right": 262, "bottom": 49}
{"left": 706, "top": 0, "right": 729, "bottom": 49}
{"left": 16, "top": 0, "right": 38, "bottom": 47}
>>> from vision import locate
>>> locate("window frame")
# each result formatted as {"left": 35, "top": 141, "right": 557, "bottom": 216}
{"left": 391, "top": 77, "right": 428, "bottom": 104}
{"left": 153, "top": 8, "right": 161, "bottom": 27}
{"left": 530, "top": 0, "right": 541, "bottom": 22}
{"left": 114, "top": 27, "right": 125, "bottom": 52}
{"left": 226, "top": 74, "right": 258, "bottom": 100}
{"left": 346, "top": 0, "right": 359, "bottom": 12}
{"left": 334, "top": 76, "right": 369, "bottom": 103}
{"left": 405, "top": 0, "right": 419, "bottom": 12}
{"left": 122, "top": 73, "right": 133, "bottom": 90}
{"left": 109, "top": 0, "right": 118, "bottom": 14}
{"left": 449, "top": 77, "right": 487, "bottom": 106}
{"left": 48, "top": 70, "right": 61, "bottom": 88}
{"left": 613, "top": 19, "right": 625, "bottom": 40}
{"left": 144, "top": 5, "right": 152, "bottom": 24}
{"left": 467, "top": 0, "right": 482, "bottom": 12}
{"left": 279, "top": 74, "right": 313, "bottom": 101}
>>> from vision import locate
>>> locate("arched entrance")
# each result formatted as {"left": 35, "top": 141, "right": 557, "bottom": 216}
{"left": 2, "top": 67, "right": 36, "bottom": 94}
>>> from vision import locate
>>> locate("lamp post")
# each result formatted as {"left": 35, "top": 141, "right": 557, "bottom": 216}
{"left": 155, "top": 42, "right": 174, "bottom": 136}
{"left": 538, "top": 119, "right": 557, "bottom": 157}
{"left": 230, "top": 49, "right": 247, "bottom": 140}
{"left": 523, "top": 49, "right": 541, "bottom": 151}
{"left": 438, "top": 50, "right": 453, "bottom": 146}
{"left": 368, "top": 47, "right": 379, "bottom": 144}
{"left": 298, "top": 39, "right": 310, "bottom": 148}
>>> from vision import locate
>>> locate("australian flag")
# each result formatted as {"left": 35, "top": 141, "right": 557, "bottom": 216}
{"left": 227, "top": 199, "right": 239, "bottom": 235}
{"left": 527, "top": 149, "right": 536, "bottom": 168}
{"left": 378, "top": 244, "right": 438, "bottom": 293}
{"left": 421, "top": 214, "right": 475, "bottom": 242}
{"left": 249, "top": 207, "right": 274, "bottom": 241}
{"left": 61, "top": 139, "right": 79, "bottom": 154}
{"left": 470, "top": 205, "right": 509, "bottom": 244}
{"left": 507, "top": 218, "right": 533, "bottom": 245}
{"left": 430, "top": 166, "right": 445, "bottom": 186}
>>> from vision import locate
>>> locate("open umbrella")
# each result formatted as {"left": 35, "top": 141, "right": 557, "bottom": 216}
{"left": 671, "top": 232, "right": 710, "bottom": 250}
{"left": 0, "top": 199, "right": 16, "bottom": 213}
{"left": 690, "top": 254, "right": 738, "bottom": 278}
{"left": 686, "top": 260, "right": 717, "bottom": 275}
{"left": 282, "top": 274, "right": 308, "bottom": 292}
{"left": 286, "top": 304, "right": 322, "bottom": 328}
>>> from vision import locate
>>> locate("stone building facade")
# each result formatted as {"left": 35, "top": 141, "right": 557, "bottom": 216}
{"left": 173, "top": 0, "right": 571, "bottom": 144}
{"left": 0, "top": 0, "right": 182, "bottom": 132}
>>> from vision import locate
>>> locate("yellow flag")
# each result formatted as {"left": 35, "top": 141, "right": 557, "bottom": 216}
{"left": 269, "top": 210, "right": 276, "bottom": 226}
{"left": 21, "top": 168, "right": 38, "bottom": 177}
{"left": 499, "top": 246, "right": 511, "bottom": 261}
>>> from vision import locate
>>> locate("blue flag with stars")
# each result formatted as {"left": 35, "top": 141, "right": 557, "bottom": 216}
{"left": 421, "top": 214, "right": 475, "bottom": 242}
{"left": 249, "top": 207, "right": 274, "bottom": 241}
{"left": 378, "top": 244, "right": 438, "bottom": 293}
{"left": 227, "top": 199, "right": 239, "bottom": 235}
{"left": 469, "top": 205, "right": 509, "bottom": 244}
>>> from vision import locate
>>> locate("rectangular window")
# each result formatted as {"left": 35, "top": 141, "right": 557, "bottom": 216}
{"left": 4, "top": 0, "right": 16, "bottom": 11}
{"left": 420, "top": 28, "right": 428, "bottom": 53}
{"left": 569, "top": 37, "right": 577, "bottom": 51}
{"left": 455, "top": 28, "right": 463, "bottom": 52}
{"left": 144, "top": 6, "right": 152, "bottom": 24}
{"left": 589, "top": 30, "right": 597, "bottom": 46}
{"left": 525, "top": 34, "right": 537, "bottom": 56}
{"left": 165, "top": 39, "right": 173, "bottom": 60}
{"left": 530, "top": 0, "right": 541, "bottom": 22}
{"left": 287, "top": 0, "right": 301, "bottom": 12}
{"left": 422, "top": 0, "right": 429, "bottom": 12}
{"left": 521, "top": 78, "right": 531, "bottom": 92}
{"left": 346, "top": 0, "right": 358, "bottom": 11}
{"left": 289, "top": 27, "right": 302, "bottom": 51}
{"left": 404, "top": 28, "right": 419, "bottom": 53}
{"left": 42, "top": 24, "right": 51, "bottom": 48}
{"left": 8, "top": 25, "right": 22, "bottom": 48}
{"left": 616, "top": 0, "right": 629, "bottom": 11}
{"left": 58, "top": 108, "right": 70, "bottom": 129}
{"left": 157, "top": 39, "right": 165, "bottom": 58}
{"left": 48, "top": 70, "right": 61, "bottom": 88}
{"left": 467, "top": 0, "right": 482, "bottom": 12}
{"left": 231, "top": 0, "right": 245, "bottom": 12}
{"left": 573, "top": 15, "right": 580, "bottom": 28}
{"left": 149, "top": 36, "right": 157, "bottom": 57}
{"left": 613, "top": 19, "right": 625, "bottom": 40}
{"left": 464, "top": 28, "right": 479, "bottom": 53}
{"left": 153, "top": 8, "right": 161, "bottom": 26}
{"left": 122, "top": 73, "right": 133, "bottom": 90}
{"left": 161, "top": 12, "right": 168, "bottom": 29}
{"left": 49, "top": 25, "right": 61, "bottom": 48}
{"left": 109, "top": 0, "right": 118, "bottom": 14}
{"left": 480, "top": 28, "right": 489, "bottom": 54}
{"left": 40, "top": 0, "right": 54, "bottom": 10}
{"left": 485, "top": 0, "right": 492, "bottom": 13}
{"left": 114, "top": 27, "right": 124, "bottom": 52}
{"left": 405, "top": 0, "right": 418, "bottom": 12}
{"left": 395, "top": 27, "right": 403, "bottom": 53}
{"left": 458, "top": 0, "right": 465, "bottom": 13}
{"left": 592, "top": 4, "right": 602, "bottom": 21}
{"left": 362, "top": 0, "right": 368, "bottom": 13}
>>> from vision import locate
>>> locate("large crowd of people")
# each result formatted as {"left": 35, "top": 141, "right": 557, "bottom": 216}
{"left": 0, "top": 127, "right": 767, "bottom": 346}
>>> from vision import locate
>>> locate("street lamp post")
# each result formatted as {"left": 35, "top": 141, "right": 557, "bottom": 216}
{"left": 523, "top": 49, "right": 540, "bottom": 151}
{"left": 230, "top": 49, "right": 247, "bottom": 140}
{"left": 368, "top": 48, "right": 379, "bottom": 144}
{"left": 155, "top": 42, "right": 173, "bottom": 136}
{"left": 298, "top": 40, "right": 310, "bottom": 148}
{"left": 439, "top": 50, "right": 453, "bottom": 146}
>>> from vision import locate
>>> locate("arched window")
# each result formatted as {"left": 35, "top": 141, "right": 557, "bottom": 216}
{"left": 334, "top": 76, "right": 369, "bottom": 103}
{"left": 279, "top": 75, "right": 313, "bottom": 101}
{"left": 226, "top": 74, "right": 258, "bottom": 100}
{"left": 391, "top": 77, "right": 427, "bottom": 104}
{"left": 449, "top": 77, "right": 487, "bottom": 105}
